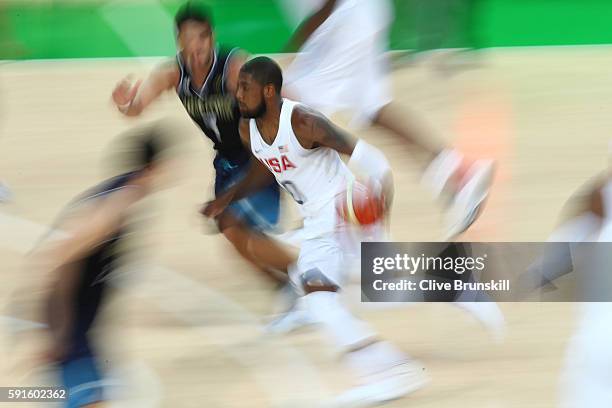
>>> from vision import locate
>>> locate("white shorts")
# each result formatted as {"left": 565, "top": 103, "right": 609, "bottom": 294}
{"left": 288, "top": 199, "right": 388, "bottom": 289}
{"left": 284, "top": 0, "right": 393, "bottom": 128}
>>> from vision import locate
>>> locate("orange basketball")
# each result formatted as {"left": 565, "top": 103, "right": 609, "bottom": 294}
{"left": 337, "top": 180, "right": 386, "bottom": 225}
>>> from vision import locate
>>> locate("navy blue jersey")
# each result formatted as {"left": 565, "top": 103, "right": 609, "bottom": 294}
{"left": 176, "top": 46, "right": 249, "bottom": 164}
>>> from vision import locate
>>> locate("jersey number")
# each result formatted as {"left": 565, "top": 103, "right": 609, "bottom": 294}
{"left": 281, "top": 181, "right": 306, "bottom": 205}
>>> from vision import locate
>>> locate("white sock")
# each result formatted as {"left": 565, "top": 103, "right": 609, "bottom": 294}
{"left": 302, "top": 291, "right": 373, "bottom": 348}
{"left": 302, "top": 291, "right": 407, "bottom": 378}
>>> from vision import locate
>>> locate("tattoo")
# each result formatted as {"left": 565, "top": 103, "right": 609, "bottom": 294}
{"left": 294, "top": 106, "right": 356, "bottom": 155}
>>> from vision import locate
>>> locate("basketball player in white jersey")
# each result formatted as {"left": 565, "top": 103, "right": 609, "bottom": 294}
{"left": 204, "top": 56, "right": 427, "bottom": 406}
{"left": 277, "top": 0, "right": 505, "bottom": 340}
{"left": 518, "top": 166, "right": 612, "bottom": 408}
{"left": 280, "top": 0, "right": 494, "bottom": 240}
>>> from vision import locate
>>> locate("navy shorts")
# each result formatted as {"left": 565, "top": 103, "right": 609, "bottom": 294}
{"left": 214, "top": 154, "right": 280, "bottom": 231}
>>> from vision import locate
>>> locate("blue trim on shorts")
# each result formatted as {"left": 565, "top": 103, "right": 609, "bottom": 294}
{"left": 60, "top": 353, "right": 104, "bottom": 408}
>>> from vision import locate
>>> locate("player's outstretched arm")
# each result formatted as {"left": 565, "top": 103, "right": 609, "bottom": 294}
{"left": 112, "top": 60, "right": 180, "bottom": 116}
{"left": 201, "top": 119, "right": 276, "bottom": 218}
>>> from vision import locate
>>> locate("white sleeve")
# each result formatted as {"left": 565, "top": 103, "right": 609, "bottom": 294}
{"left": 347, "top": 140, "right": 392, "bottom": 181}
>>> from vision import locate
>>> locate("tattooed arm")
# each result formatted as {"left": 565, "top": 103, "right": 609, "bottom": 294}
{"left": 290, "top": 104, "right": 357, "bottom": 154}
{"left": 291, "top": 105, "right": 394, "bottom": 205}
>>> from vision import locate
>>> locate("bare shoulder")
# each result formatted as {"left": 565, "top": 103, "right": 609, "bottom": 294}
{"left": 290, "top": 104, "right": 328, "bottom": 149}
{"left": 291, "top": 103, "right": 356, "bottom": 153}
{"left": 239, "top": 118, "right": 251, "bottom": 149}
{"left": 291, "top": 104, "right": 324, "bottom": 130}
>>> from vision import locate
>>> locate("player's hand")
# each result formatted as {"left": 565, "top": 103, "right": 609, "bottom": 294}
{"left": 112, "top": 76, "right": 141, "bottom": 110}
{"left": 200, "top": 195, "right": 231, "bottom": 219}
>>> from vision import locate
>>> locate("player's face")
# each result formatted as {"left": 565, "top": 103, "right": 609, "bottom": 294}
{"left": 236, "top": 72, "right": 266, "bottom": 119}
{"left": 178, "top": 20, "right": 214, "bottom": 69}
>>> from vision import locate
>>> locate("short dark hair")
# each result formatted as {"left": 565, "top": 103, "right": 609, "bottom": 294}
{"left": 240, "top": 56, "right": 283, "bottom": 94}
{"left": 124, "top": 125, "right": 173, "bottom": 172}
{"left": 139, "top": 132, "right": 166, "bottom": 169}
{"left": 175, "top": 1, "right": 213, "bottom": 32}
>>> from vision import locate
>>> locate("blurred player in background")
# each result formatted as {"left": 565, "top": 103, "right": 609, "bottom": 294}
{"left": 281, "top": 0, "right": 494, "bottom": 240}
{"left": 204, "top": 56, "right": 427, "bottom": 407}
{"left": 516, "top": 156, "right": 612, "bottom": 408}
{"left": 111, "top": 1, "right": 294, "bottom": 285}
{"left": 31, "top": 122, "right": 181, "bottom": 407}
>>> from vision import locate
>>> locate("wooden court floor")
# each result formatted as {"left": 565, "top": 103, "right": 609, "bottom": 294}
{"left": 1, "top": 47, "right": 611, "bottom": 407}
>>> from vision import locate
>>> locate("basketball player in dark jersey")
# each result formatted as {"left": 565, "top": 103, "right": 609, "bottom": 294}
{"left": 33, "top": 124, "right": 178, "bottom": 407}
{"left": 111, "top": 2, "right": 293, "bottom": 283}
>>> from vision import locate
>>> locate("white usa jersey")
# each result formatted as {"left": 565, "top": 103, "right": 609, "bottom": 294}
{"left": 249, "top": 99, "right": 352, "bottom": 217}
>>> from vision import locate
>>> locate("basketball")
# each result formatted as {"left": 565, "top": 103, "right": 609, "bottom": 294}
{"left": 337, "top": 179, "right": 386, "bottom": 225}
